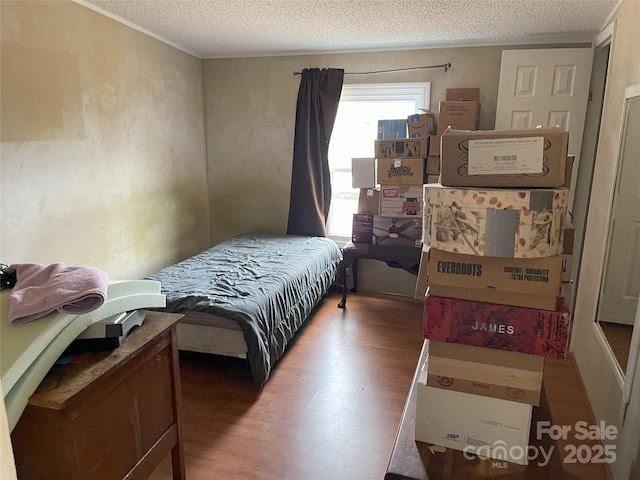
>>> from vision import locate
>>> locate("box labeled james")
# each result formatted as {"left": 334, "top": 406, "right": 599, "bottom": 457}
{"left": 422, "top": 184, "right": 568, "bottom": 258}
{"left": 379, "top": 185, "right": 423, "bottom": 217}
{"left": 423, "top": 291, "right": 571, "bottom": 359}
{"left": 440, "top": 127, "right": 569, "bottom": 188}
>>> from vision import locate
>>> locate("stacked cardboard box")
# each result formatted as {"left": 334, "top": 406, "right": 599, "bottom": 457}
{"left": 428, "top": 88, "right": 480, "bottom": 183}
{"left": 414, "top": 126, "right": 573, "bottom": 465}
{"left": 351, "top": 116, "right": 428, "bottom": 248}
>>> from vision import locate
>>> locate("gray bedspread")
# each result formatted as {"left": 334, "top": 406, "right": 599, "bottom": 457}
{"left": 145, "top": 233, "right": 342, "bottom": 387}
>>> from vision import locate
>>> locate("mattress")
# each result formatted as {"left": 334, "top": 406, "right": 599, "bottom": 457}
{"left": 145, "top": 233, "right": 342, "bottom": 387}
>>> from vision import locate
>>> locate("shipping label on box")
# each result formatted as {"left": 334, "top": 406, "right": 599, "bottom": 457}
{"left": 377, "top": 119, "right": 407, "bottom": 139}
{"left": 375, "top": 138, "right": 427, "bottom": 159}
{"left": 376, "top": 158, "right": 424, "bottom": 185}
{"left": 423, "top": 291, "right": 571, "bottom": 359}
{"left": 407, "top": 112, "right": 436, "bottom": 138}
{"left": 427, "top": 341, "right": 544, "bottom": 405}
{"left": 427, "top": 248, "right": 562, "bottom": 310}
{"left": 380, "top": 185, "right": 423, "bottom": 217}
{"left": 352, "top": 213, "right": 374, "bottom": 244}
{"left": 468, "top": 137, "right": 544, "bottom": 175}
{"left": 373, "top": 216, "right": 422, "bottom": 248}
{"left": 357, "top": 188, "right": 380, "bottom": 214}
{"left": 416, "top": 359, "right": 532, "bottom": 465}
{"left": 437, "top": 101, "right": 480, "bottom": 134}
{"left": 440, "top": 127, "right": 569, "bottom": 188}
{"left": 351, "top": 157, "right": 376, "bottom": 188}
{"left": 422, "top": 184, "right": 568, "bottom": 258}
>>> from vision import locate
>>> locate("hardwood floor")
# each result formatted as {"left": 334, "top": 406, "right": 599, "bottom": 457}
{"left": 149, "top": 289, "right": 608, "bottom": 480}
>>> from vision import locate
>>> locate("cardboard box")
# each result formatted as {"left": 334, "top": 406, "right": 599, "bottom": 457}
{"left": 380, "top": 185, "right": 423, "bottom": 217}
{"left": 426, "top": 155, "right": 440, "bottom": 175}
{"left": 426, "top": 175, "right": 440, "bottom": 184}
{"left": 375, "top": 138, "right": 427, "bottom": 159}
{"left": 561, "top": 254, "right": 572, "bottom": 283}
{"left": 426, "top": 341, "right": 544, "bottom": 405}
{"left": 440, "top": 128, "right": 570, "bottom": 188}
{"left": 351, "top": 157, "right": 376, "bottom": 188}
{"left": 427, "top": 248, "right": 562, "bottom": 310}
{"left": 423, "top": 291, "right": 571, "bottom": 359}
{"left": 376, "top": 158, "right": 424, "bottom": 185}
{"left": 422, "top": 184, "right": 568, "bottom": 258}
{"left": 437, "top": 101, "right": 480, "bottom": 134}
{"left": 407, "top": 112, "right": 436, "bottom": 138}
{"left": 414, "top": 247, "right": 429, "bottom": 300}
{"left": 416, "top": 360, "right": 533, "bottom": 465}
{"left": 353, "top": 215, "right": 422, "bottom": 247}
{"left": 446, "top": 88, "right": 480, "bottom": 101}
{"left": 563, "top": 217, "right": 575, "bottom": 255}
{"left": 357, "top": 188, "right": 380, "bottom": 214}
{"left": 377, "top": 119, "right": 407, "bottom": 139}
{"left": 352, "top": 213, "right": 374, "bottom": 244}
{"left": 429, "top": 134, "right": 441, "bottom": 156}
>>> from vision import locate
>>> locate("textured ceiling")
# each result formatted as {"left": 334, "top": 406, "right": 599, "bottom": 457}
{"left": 78, "top": 0, "right": 619, "bottom": 59}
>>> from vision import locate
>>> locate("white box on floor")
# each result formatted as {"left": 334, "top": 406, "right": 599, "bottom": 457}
{"left": 415, "top": 356, "right": 533, "bottom": 465}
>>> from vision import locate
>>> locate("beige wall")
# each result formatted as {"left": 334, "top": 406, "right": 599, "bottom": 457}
{"left": 571, "top": 1, "right": 640, "bottom": 478}
{"left": 202, "top": 43, "right": 587, "bottom": 246}
{"left": 0, "top": 0, "right": 209, "bottom": 281}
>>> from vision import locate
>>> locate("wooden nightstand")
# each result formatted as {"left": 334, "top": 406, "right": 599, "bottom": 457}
{"left": 10, "top": 311, "right": 185, "bottom": 480}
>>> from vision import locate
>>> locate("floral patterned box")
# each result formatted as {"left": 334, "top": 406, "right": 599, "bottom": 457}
{"left": 422, "top": 184, "right": 568, "bottom": 258}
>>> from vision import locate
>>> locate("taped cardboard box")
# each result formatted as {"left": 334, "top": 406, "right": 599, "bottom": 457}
{"left": 416, "top": 357, "right": 533, "bottom": 465}
{"left": 380, "top": 185, "right": 423, "bottom": 217}
{"left": 563, "top": 217, "right": 576, "bottom": 255}
{"left": 351, "top": 157, "right": 376, "bottom": 188}
{"left": 376, "top": 158, "right": 424, "bottom": 185}
{"left": 429, "top": 134, "right": 441, "bottom": 156}
{"left": 407, "top": 112, "right": 436, "bottom": 138}
{"left": 375, "top": 138, "right": 427, "bottom": 159}
{"left": 422, "top": 184, "right": 568, "bottom": 258}
{"left": 423, "top": 290, "right": 571, "bottom": 359}
{"left": 427, "top": 340, "right": 544, "bottom": 405}
{"left": 426, "top": 175, "right": 440, "bottom": 184}
{"left": 357, "top": 188, "right": 380, "bottom": 214}
{"left": 440, "top": 127, "right": 569, "bottom": 188}
{"left": 437, "top": 101, "right": 480, "bottom": 135}
{"left": 427, "top": 248, "right": 562, "bottom": 310}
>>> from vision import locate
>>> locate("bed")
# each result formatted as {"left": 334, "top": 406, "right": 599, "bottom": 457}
{"left": 145, "top": 232, "right": 342, "bottom": 387}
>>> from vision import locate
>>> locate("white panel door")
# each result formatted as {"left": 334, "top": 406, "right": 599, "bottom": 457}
{"left": 496, "top": 48, "right": 593, "bottom": 210}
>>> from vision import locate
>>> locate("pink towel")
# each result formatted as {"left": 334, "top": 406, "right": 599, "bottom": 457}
{"left": 8, "top": 263, "right": 109, "bottom": 325}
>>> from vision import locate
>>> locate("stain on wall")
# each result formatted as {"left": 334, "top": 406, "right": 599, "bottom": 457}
{"left": 0, "top": 0, "right": 209, "bottom": 280}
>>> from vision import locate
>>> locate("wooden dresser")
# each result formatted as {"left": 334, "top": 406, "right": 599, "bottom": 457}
{"left": 10, "top": 311, "right": 185, "bottom": 480}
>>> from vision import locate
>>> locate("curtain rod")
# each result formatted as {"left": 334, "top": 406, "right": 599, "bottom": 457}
{"left": 293, "top": 63, "right": 451, "bottom": 76}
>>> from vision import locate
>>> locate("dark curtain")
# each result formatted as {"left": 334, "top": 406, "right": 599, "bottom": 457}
{"left": 286, "top": 68, "right": 344, "bottom": 237}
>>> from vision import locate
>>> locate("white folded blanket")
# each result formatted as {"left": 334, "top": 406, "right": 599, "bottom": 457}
{"left": 8, "top": 263, "right": 109, "bottom": 325}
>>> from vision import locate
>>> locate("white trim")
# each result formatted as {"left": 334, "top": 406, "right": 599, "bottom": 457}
{"left": 341, "top": 83, "right": 431, "bottom": 110}
{"left": 593, "top": 321, "right": 625, "bottom": 389}
{"left": 620, "top": 84, "right": 640, "bottom": 422}
{"left": 593, "top": 21, "right": 615, "bottom": 48}
{"left": 72, "top": 0, "right": 202, "bottom": 58}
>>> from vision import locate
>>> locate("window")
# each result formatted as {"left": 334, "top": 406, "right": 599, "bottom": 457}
{"left": 327, "top": 83, "right": 431, "bottom": 245}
